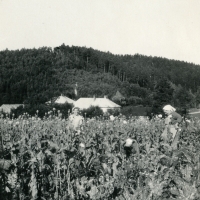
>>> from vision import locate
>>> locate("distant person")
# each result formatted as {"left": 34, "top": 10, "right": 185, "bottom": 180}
{"left": 68, "top": 107, "right": 84, "bottom": 134}
{"left": 123, "top": 138, "right": 140, "bottom": 158}
{"left": 161, "top": 105, "right": 182, "bottom": 149}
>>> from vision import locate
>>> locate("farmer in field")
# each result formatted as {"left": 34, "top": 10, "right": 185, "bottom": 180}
{"left": 124, "top": 138, "right": 140, "bottom": 159}
{"left": 161, "top": 105, "right": 182, "bottom": 148}
{"left": 68, "top": 107, "right": 84, "bottom": 134}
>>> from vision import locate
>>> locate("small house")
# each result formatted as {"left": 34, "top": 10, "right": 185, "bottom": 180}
{"left": 0, "top": 104, "right": 23, "bottom": 114}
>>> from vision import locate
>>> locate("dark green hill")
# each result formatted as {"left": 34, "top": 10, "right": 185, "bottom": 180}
{"left": 0, "top": 44, "right": 199, "bottom": 110}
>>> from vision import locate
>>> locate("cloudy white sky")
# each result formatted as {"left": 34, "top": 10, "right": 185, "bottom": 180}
{"left": 1, "top": 0, "right": 200, "bottom": 64}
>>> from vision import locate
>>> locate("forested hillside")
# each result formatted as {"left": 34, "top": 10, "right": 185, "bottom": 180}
{"left": 1, "top": 44, "right": 200, "bottom": 110}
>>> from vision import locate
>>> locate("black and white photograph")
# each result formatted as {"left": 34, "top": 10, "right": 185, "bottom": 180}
{"left": 0, "top": 0, "right": 200, "bottom": 199}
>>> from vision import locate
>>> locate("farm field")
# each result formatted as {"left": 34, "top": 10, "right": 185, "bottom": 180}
{"left": 0, "top": 114, "right": 200, "bottom": 200}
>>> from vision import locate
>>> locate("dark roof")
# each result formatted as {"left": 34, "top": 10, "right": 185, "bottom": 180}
{"left": 112, "top": 91, "right": 125, "bottom": 100}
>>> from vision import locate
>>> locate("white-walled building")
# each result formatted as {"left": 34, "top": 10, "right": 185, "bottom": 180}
{"left": 74, "top": 96, "right": 121, "bottom": 113}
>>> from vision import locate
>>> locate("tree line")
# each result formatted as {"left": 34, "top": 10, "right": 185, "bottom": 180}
{"left": 0, "top": 44, "right": 200, "bottom": 113}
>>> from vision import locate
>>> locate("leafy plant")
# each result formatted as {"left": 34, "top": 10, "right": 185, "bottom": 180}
{"left": 0, "top": 114, "right": 200, "bottom": 199}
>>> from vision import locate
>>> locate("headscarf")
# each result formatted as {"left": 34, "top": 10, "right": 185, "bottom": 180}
{"left": 125, "top": 138, "right": 133, "bottom": 147}
{"left": 163, "top": 105, "right": 176, "bottom": 112}
{"left": 72, "top": 107, "right": 81, "bottom": 114}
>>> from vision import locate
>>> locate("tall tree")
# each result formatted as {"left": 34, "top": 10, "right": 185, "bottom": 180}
{"left": 152, "top": 78, "right": 174, "bottom": 113}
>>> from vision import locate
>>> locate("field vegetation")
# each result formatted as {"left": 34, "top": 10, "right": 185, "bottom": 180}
{"left": 0, "top": 111, "right": 200, "bottom": 200}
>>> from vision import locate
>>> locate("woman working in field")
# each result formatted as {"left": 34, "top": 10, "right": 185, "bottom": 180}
{"left": 161, "top": 105, "right": 182, "bottom": 149}
{"left": 68, "top": 107, "right": 84, "bottom": 135}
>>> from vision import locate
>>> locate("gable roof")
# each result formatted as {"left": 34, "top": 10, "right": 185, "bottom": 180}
{"left": 55, "top": 95, "right": 75, "bottom": 104}
{"left": 0, "top": 104, "right": 23, "bottom": 113}
{"left": 46, "top": 95, "right": 75, "bottom": 104}
{"left": 74, "top": 97, "right": 121, "bottom": 109}
{"left": 115, "top": 91, "right": 125, "bottom": 98}
{"left": 112, "top": 91, "right": 125, "bottom": 100}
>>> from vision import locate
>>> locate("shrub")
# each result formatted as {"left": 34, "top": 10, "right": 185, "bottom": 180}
{"left": 107, "top": 108, "right": 121, "bottom": 116}
{"left": 81, "top": 106, "right": 103, "bottom": 118}
{"left": 127, "top": 96, "right": 143, "bottom": 106}
{"left": 121, "top": 105, "right": 151, "bottom": 117}
{"left": 11, "top": 103, "right": 73, "bottom": 118}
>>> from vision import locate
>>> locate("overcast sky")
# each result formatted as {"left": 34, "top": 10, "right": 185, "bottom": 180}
{"left": 1, "top": 0, "right": 200, "bottom": 64}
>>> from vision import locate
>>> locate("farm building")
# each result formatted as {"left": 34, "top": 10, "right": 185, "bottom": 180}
{"left": 46, "top": 95, "right": 75, "bottom": 105}
{"left": 188, "top": 108, "right": 200, "bottom": 118}
{"left": 112, "top": 91, "right": 126, "bottom": 105}
{"left": 0, "top": 104, "right": 23, "bottom": 113}
{"left": 74, "top": 96, "right": 121, "bottom": 113}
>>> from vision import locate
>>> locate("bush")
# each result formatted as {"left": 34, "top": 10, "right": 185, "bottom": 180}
{"left": 11, "top": 103, "right": 73, "bottom": 118}
{"left": 107, "top": 108, "right": 121, "bottom": 116}
{"left": 81, "top": 106, "right": 103, "bottom": 118}
{"left": 51, "top": 103, "right": 73, "bottom": 118}
{"left": 127, "top": 96, "right": 143, "bottom": 106}
{"left": 121, "top": 106, "right": 151, "bottom": 117}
